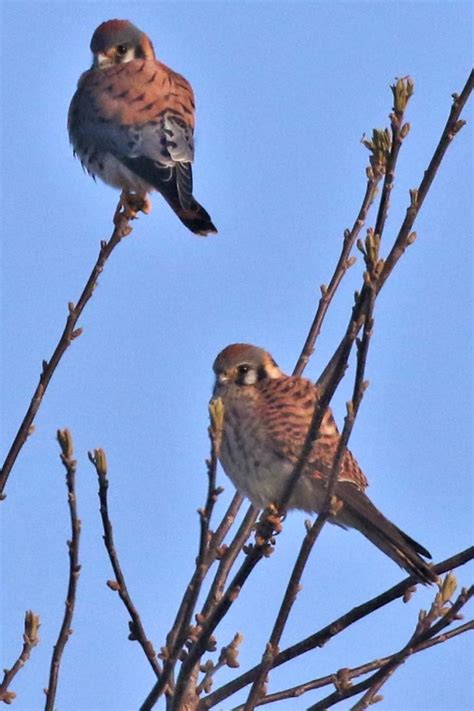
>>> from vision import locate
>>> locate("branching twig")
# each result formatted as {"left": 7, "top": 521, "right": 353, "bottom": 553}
{"left": 0, "top": 196, "right": 138, "bottom": 499}
{"left": 88, "top": 448, "right": 161, "bottom": 678}
{"left": 378, "top": 69, "right": 473, "bottom": 291}
{"left": 319, "top": 71, "right": 472, "bottom": 393}
{"left": 208, "top": 493, "right": 244, "bottom": 555}
{"left": 200, "top": 504, "right": 258, "bottom": 620}
{"left": 0, "top": 611, "right": 40, "bottom": 705}
{"left": 307, "top": 582, "right": 474, "bottom": 710}
{"left": 148, "top": 511, "right": 279, "bottom": 711}
{"left": 145, "top": 435, "right": 249, "bottom": 705}
{"left": 232, "top": 620, "right": 473, "bottom": 708}
{"left": 199, "top": 548, "right": 473, "bottom": 708}
{"left": 44, "top": 430, "right": 81, "bottom": 711}
{"left": 158, "top": 417, "right": 227, "bottom": 697}
{"left": 293, "top": 154, "right": 383, "bottom": 377}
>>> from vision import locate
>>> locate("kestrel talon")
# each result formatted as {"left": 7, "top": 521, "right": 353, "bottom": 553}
{"left": 68, "top": 19, "right": 217, "bottom": 236}
{"left": 211, "top": 344, "right": 436, "bottom": 583}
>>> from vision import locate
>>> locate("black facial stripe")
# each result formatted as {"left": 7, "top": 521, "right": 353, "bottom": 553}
{"left": 236, "top": 366, "right": 250, "bottom": 386}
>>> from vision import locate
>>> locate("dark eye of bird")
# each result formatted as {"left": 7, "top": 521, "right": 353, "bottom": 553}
{"left": 237, "top": 364, "right": 250, "bottom": 375}
{"left": 116, "top": 44, "right": 129, "bottom": 55}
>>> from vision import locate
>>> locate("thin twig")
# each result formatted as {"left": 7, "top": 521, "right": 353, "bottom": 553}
{"left": 307, "top": 585, "right": 474, "bottom": 710}
{"left": 200, "top": 504, "right": 258, "bottom": 620}
{"left": 0, "top": 196, "right": 137, "bottom": 499}
{"left": 167, "top": 508, "right": 258, "bottom": 711}
{"left": 88, "top": 448, "right": 161, "bottom": 678}
{"left": 44, "top": 430, "right": 81, "bottom": 711}
{"left": 147, "top": 512, "right": 279, "bottom": 711}
{"left": 349, "top": 575, "right": 471, "bottom": 711}
{"left": 208, "top": 493, "right": 244, "bottom": 559}
{"left": 319, "top": 71, "right": 472, "bottom": 393}
{"left": 159, "top": 424, "right": 226, "bottom": 697}
{"left": 0, "top": 611, "right": 40, "bottom": 705}
{"left": 378, "top": 69, "right": 473, "bottom": 290}
{"left": 146, "top": 461, "right": 246, "bottom": 703}
{"left": 199, "top": 547, "right": 473, "bottom": 708}
{"left": 232, "top": 620, "right": 473, "bottom": 708}
{"left": 293, "top": 162, "right": 383, "bottom": 377}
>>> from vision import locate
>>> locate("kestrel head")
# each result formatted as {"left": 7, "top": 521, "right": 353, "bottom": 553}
{"left": 90, "top": 19, "right": 156, "bottom": 68}
{"left": 213, "top": 344, "right": 283, "bottom": 388}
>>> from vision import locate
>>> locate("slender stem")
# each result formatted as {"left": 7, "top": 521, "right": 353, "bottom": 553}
{"left": 199, "top": 547, "right": 473, "bottom": 708}
{"left": 379, "top": 70, "right": 473, "bottom": 291}
{"left": 0, "top": 197, "right": 136, "bottom": 498}
{"left": 307, "top": 587, "right": 473, "bottom": 710}
{"left": 293, "top": 173, "right": 381, "bottom": 377}
{"left": 209, "top": 493, "right": 244, "bottom": 557}
{"left": 45, "top": 430, "right": 81, "bottom": 710}
{"left": 158, "top": 428, "right": 225, "bottom": 697}
{"left": 152, "top": 512, "right": 277, "bottom": 711}
{"left": 239, "top": 621, "right": 473, "bottom": 709}
{"left": 317, "top": 71, "right": 472, "bottom": 398}
{"left": 88, "top": 448, "right": 161, "bottom": 678}
{"left": 200, "top": 505, "right": 258, "bottom": 619}
{"left": 0, "top": 611, "right": 40, "bottom": 704}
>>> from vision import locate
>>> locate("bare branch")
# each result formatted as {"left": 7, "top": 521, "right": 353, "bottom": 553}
{"left": 0, "top": 196, "right": 138, "bottom": 499}
{"left": 209, "top": 493, "right": 244, "bottom": 555}
{"left": 152, "top": 511, "right": 279, "bottom": 711}
{"left": 200, "top": 547, "right": 473, "bottom": 708}
{"left": 144, "top": 457, "right": 249, "bottom": 704}
{"left": 88, "top": 448, "right": 161, "bottom": 678}
{"left": 378, "top": 69, "right": 473, "bottom": 290}
{"left": 200, "top": 505, "right": 258, "bottom": 621}
{"left": 158, "top": 417, "right": 228, "bottom": 697}
{"left": 293, "top": 165, "right": 382, "bottom": 377}
{"left": 317, "top": 71, "right": 472, "bottom": 397}
{"left": 44, "top": 430, "right": 81, "bottom": 710}
{"left": 0, "top": 611, "right": 40, "bottom": 705}
{"left": 233, "top": 620, "right": 473, "bottom": 708}
{"left": 307, "top": 583, "right": 474, "bottom": 710}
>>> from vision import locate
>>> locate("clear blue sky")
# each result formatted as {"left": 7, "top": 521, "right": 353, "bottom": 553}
{"left": 1, "top": 2, "right": 472, "bottom": 710}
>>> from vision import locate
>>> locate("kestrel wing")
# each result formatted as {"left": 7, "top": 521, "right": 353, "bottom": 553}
{"left": 69, "top": 60, "right": 195, "bottom": 177}
{"left": 258, "top": 377, "right": 368, "bottom": 490}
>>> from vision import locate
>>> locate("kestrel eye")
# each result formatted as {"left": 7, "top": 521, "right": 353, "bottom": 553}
{"left": 237, "top": 364, "right": 250, "bottom": 375}
{"left": 116, "top": 44, "right": 129, "bottom": 55}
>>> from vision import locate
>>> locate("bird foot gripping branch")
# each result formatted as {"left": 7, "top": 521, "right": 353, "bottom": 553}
{"left": 254, "top": 505, "right": 284, "bottom": 550}
{"left": 120, "top": 191, "right": 152, "bottom": 219}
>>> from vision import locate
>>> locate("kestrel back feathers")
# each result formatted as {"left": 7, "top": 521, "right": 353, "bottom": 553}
{"left": 68, "top": 19, "right": 217, "bottom": 236}
{"left": 211, "top": 344, "right": 437, "bottom": 584}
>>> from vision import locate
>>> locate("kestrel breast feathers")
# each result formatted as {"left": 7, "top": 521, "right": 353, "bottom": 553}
{"left": 68, "top": 19, "right": 217, "bottom": 236}
{"left": 211, "top": 343, "right": 437, "bottom": 584}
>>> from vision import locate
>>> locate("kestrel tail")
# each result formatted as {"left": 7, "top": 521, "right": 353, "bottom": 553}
{"left": 211, "top": 343, "right": 437, "bottom": 584}
{"left": 68, "top": 19, "right": 217, "bottom": 236}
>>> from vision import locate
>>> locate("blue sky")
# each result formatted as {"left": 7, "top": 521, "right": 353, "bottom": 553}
{"left": 1, "top": 2, "right": 472, "bottom": 710}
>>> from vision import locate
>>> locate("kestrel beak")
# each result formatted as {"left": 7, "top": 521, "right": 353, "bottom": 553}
{"left": 93, "top": 52, "right": 111, "bottom": 69}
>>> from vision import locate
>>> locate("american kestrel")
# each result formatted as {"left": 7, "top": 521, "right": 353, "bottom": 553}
{"left": 211, "top": 344, "right": 436, "bottom": 583}
{"left": 68, "top": 19, "right": 217, "bottom": 236}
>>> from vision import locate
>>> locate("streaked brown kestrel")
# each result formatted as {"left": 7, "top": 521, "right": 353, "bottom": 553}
{"left": 211, "top": 343, "right": 436, "bottom": 583}
{"left": 68, "top": 19, "right": 217, "bottom": 236}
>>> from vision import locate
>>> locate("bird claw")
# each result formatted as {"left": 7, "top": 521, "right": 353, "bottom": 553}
{"left": 120, "top": 191, "right": 152, "bottom": 220}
